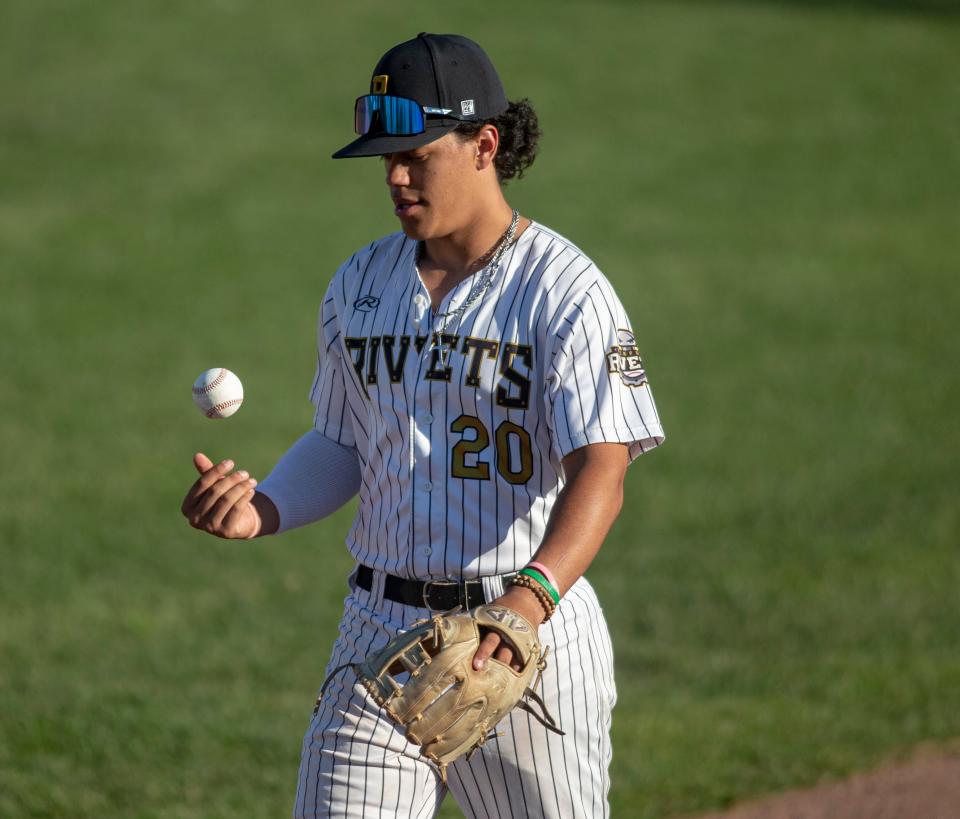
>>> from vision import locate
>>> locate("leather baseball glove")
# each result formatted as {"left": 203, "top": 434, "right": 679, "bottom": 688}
{"left": 316, "top": 603, "right": 563, "bottom": 782}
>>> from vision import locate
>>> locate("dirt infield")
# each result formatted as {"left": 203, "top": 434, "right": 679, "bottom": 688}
{"left": 686, "top": 747, "right": 960, "bottom": 819}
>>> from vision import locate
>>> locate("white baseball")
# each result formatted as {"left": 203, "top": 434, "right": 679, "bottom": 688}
{"left": 192, "top": 367, "right": 244, "bottom": 419}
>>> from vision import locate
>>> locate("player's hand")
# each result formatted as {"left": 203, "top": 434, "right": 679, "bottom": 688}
{"left": 472, "top": 584, "right": 547, "bottom": 673}
{"left": 181, "top": 452, "right": 262, "bottom": 539}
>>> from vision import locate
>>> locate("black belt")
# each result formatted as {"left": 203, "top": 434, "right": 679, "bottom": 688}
{"left": 355, "top": 564, "right": 511, "bottom": 610}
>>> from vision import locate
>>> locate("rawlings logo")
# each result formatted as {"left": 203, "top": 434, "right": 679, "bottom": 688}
{"left": 606, "top": 329, "right": 648, "bottom": 387}
{"left": 354, "top": 295, "right": 380, "bottom": 312}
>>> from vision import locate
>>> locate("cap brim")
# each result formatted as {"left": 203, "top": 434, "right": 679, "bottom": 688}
{"left": 332, "top": 122, "right": 458, "bottom": 159}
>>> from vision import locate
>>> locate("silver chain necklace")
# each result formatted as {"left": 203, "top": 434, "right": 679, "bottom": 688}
{"left": 422, "top": 209, "right": 520, "bottom": 344}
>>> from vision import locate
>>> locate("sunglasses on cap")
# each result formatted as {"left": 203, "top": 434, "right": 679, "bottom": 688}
{"left": 354, "top": 94, "right": 477, "bottom": 136}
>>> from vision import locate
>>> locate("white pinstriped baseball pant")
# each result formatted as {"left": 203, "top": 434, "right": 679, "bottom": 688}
{"left": 292, "top": 571, "right": 616, "bottom": 818}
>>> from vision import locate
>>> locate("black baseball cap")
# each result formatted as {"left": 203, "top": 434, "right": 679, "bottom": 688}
{"left": 332, "top": 33, "right": 509, "bottom": 159}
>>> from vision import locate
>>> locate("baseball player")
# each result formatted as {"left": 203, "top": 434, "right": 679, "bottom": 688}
{"left": 181, "top": 33, "right": 664, "bottom": 818}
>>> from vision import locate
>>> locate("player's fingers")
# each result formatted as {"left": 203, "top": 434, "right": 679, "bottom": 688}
{"left": 193, "top": 452, "right": 215, "bottom": 474}
{"left": 181, "top": 459, "right": 237, "bottom": 520}
{"left": 195, "top": 470, "right": 252, "bottom": 520}
{"left": 207, "top": 477, "right": 258, "bottom": 533}
{"left": 221, "top": 489, "right": 260, "bottom": 539}
{"left": 185, "top": 474, "right": 243, "bottom": 526}
{"left": 180, "top": 453, "right": 233, "bottom": 517}
{"left": 493, "top": 643, "right": 522, "bottom": 672}
{"left": 473, "top": 630, "right": 502, "bottom": 671}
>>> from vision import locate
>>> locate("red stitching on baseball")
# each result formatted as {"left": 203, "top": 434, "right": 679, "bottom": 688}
{"left": 193, "top": 368, "right": 229, "bottom": 396}
{"left": 205, "top": 398, "right": 242, "bottom": 418}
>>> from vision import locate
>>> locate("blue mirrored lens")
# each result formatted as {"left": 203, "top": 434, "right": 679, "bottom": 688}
{"left": 355, "top": 95, "right": 425, "bottom": 136}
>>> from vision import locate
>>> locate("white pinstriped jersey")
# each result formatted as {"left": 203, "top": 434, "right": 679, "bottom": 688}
{"left": 309, "top": 221, "right": 664, "bottom": 581}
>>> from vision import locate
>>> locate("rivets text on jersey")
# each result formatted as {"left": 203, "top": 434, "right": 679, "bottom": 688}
{"left": 343, "top": 333, "right": 532, "bottom": 409}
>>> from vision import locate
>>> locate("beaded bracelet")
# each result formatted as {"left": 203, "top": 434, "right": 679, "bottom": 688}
{"left": 518, "top": 567, "right": 561, "bottom": 606}
{"left": 509, "top": 574, "right": 556, "bottom": 621}
{"left": 514, "top": 576, "right": 555, "bottom": 621}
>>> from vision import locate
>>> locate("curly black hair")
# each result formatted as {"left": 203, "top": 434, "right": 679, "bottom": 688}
{"left": 454, "top": 98, "right": 541, "bottom": 184}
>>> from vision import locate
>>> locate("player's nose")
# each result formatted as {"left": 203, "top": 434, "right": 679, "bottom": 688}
{"left": 383, "top": 155, "right": 410, "bottom": 187}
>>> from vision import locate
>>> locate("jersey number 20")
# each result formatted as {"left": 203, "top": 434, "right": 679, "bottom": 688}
{"left": 450, "top": 414, "right": 534, "bottom": 485}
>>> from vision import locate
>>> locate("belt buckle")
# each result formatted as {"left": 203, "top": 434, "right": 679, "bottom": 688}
{"left": 421, "top": 579, "right": 459, "bottom": 610}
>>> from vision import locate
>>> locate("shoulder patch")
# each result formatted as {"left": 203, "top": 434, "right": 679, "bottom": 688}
{"left": 606, "top": 329, "right": 648, "bottom": 387}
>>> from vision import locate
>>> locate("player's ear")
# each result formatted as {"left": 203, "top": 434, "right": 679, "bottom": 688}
{"left": 474, "top": 124, "right": 499, "bottom": 172}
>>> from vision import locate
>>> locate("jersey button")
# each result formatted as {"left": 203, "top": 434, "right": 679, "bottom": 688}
{"left": 421, "top": 481, "right": 433, "bottom": 492}
{"left": 422, "top": 546, "right": 432, "bottom": 556}
{"left": 420, "top": 412, "right": 434, "bottom": 425}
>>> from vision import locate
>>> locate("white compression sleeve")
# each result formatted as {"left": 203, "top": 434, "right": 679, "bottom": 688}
{"left": 256, "top": 430, "right": 362, "bottom": 534}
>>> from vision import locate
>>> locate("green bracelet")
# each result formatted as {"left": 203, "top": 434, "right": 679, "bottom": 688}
{"left": 518, "top": 567, "right": 561, "bottom": 605}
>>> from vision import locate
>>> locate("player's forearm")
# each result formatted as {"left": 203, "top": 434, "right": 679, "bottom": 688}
{"left": 255, "top": 430, "right": 362, "bottom": 534}
{"left": 530, "top": 442, "right": 629, "bottom": 596}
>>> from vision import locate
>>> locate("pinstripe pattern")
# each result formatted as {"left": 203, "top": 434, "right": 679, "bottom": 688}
{"left": 308, "top": 222, "right": 663, "bottom": 581}
{"left": 295, "top": 221, "right": 663, "bottom": 817}
{"left": 294, "top": 577, "right": 616, "bottom": 818}
{"left": 294, "top": 579, "right": 447, "bottom": 819}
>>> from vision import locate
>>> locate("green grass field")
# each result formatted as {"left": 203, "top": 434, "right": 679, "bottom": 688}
{"left": 2, "top": 1, "right": 958, "bottom": 816}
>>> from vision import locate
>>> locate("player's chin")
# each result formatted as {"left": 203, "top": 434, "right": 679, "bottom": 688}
{"left": 397, "top": 224, "right": 423, "bottom": 240}
{"left": 395, "top": 210, "right": 432, "bottom": 241}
